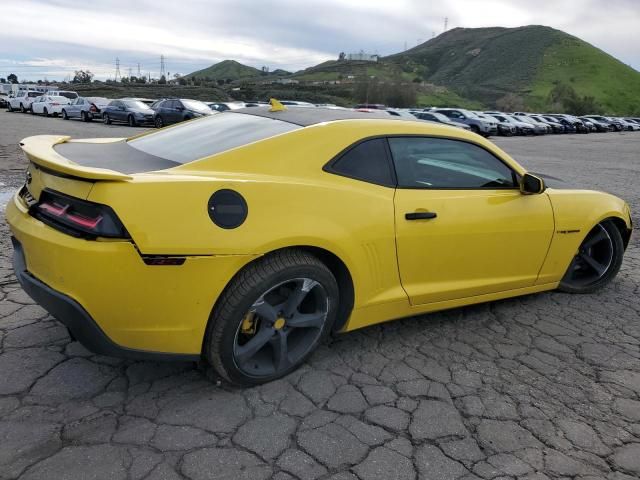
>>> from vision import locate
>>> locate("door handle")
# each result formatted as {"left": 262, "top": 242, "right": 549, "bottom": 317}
{"left": 405, "top": 211, "right": 437, "bottom": 220}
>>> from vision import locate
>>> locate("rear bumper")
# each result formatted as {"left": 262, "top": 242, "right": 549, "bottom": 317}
{"left": 12, "top": 237, "right": 198, "bottom": 361}
{"left": 6, "top": 191, "right": 256, "bottom": 358}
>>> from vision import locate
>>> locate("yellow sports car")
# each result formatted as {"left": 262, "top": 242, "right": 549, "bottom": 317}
{"left": 6, "top": 105, "right": 633, "bottom": 385}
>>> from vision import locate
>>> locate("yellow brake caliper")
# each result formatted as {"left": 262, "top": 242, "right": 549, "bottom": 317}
{"left": 241, "top": 311, "right": 258, "bottom": 335}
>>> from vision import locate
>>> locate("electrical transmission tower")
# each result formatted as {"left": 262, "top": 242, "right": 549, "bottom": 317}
{"left": 444, "top": 17, "right": 449, "bottom": 32}
{"left": 137, "top": 63, "right": 141, "bottom": 77}
{"left": 160, "top": 55, "right": 166, "bottom": 78}
{"left": 128, "top": 67, "right": 132, "bottom": 78}
{"left": 115, "top": 57, "right": 121, "bottom": 81}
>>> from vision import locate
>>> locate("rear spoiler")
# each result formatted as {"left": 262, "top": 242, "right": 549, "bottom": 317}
{"left": 20, "top": 135, "right": 132, "bottom": 181}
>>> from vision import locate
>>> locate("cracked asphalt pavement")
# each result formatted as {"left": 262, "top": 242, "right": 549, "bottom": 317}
{"left": 1, "top": 110, "right": 639, "bottom": 479}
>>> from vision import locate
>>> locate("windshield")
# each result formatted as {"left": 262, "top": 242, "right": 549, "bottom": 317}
{"left": 57, "top": 91, "right": 78, "bottom": 99}
{"left": 182, "top": 100, "right": 212, "bottom": 112}
{"left": 124, "top": 100, "right": 150, "bottom": 109}
{"left": 430, "top": 112, "right": 450, "bottom": 122}
{"left": 128, "top": 112, "right": 301, "bottom": 164}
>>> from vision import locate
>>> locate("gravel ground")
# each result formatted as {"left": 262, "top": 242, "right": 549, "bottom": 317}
{"left": 1, "top": 110, "right": 639, "bottom": 480}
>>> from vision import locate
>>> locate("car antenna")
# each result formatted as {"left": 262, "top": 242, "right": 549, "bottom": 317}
{"left": 269, "top": 98, "right": 287, "bottom": 112}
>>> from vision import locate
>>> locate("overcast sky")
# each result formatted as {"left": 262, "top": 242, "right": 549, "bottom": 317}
{"left": 1, "top": 0, "right": 639, "bottom": 81}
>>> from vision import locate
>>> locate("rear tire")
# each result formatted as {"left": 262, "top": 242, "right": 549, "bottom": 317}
{"left": 43, "top": 107, "right": 48, "bottom": 117}
{"left": 558, "top": 220, "right": 624, "bottom": 294}
{"left": 20, "top": 103, "right": 26, "bottom": 113}
{"left": 81, "top": 111, "right": 89, "bottom": 122}
{"left": 103, "top": 113, "right": 111, "bottom": 124}
{"left": 204, "top": 249, "right": 339, "bottom": 386}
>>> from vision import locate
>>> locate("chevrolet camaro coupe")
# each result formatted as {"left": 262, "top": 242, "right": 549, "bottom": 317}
{"left": 6, "top": 105, "right": 633, "bottom": 385}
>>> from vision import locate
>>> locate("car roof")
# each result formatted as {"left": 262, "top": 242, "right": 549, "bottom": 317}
{"left": 232, "top": 106, "right": 406, "bottom": 127}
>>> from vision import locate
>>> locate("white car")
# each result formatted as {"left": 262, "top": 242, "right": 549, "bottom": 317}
{"left": 7, "top": 90, "right": 41, "bottom": 112}
{"left": 47, "top": 90, "right": 79, "bottom": 101}
{"left": 31, "top": 95, "right": 72, "bottom": 117}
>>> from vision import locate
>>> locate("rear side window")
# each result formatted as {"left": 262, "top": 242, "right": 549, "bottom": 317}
{"left": 327, "top": 138, "right": 394, "bottom": 187}
{"left": 128, "top": 112, "right": 301, "bottom": 164}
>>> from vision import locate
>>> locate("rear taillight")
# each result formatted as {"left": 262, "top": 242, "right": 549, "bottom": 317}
{"left": 31, "top": 189, "right": 129, "bottom": 239}
{"left": 51, "top": 102, "right": 60, "bottom": 106}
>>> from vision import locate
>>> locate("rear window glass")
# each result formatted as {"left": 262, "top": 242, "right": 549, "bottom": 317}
{"left": 127, "top": 112, "right": 301, "bottom": 164}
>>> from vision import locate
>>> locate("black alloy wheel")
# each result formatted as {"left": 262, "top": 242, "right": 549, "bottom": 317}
{"left": 154, "top": 116, "right": 164, "bottom": 128}
{"left": 205, "top": 249, "right": 339, "bottom": 385}
{"left": 232, "top": 277, "right": 329, "bottom": 377}
{"left": 559, "top": 220, "right": 624, "bottom": 294}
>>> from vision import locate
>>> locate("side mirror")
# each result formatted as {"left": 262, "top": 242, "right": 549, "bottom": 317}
{"left": 520, "top": 173, "right": 546, "bottom": 195}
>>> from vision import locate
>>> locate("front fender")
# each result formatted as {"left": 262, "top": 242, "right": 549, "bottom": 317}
{"left": 536, "top": 189, "right": 631, "bottom": 284}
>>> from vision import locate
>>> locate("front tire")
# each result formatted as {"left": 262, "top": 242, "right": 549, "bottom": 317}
{"left": 43, "top": 107, "right": 48, "bottom": 117}
{"left": 205, "top": 249, "right": 339, "bottom": 386}
{"left": 62, "top": 110, "right": 69, "bottom": 120}
{"left": 127, "top": 115, "right": 136, "bottom": 127}
{"left": 81, "top": 111, "right": 89, "bottom": 122}
{"left": 154, "top": 116, "right": 164, "bottom": 128}
{"left": 558, "top": 220, "right": 625, "bottom": 294}
{"left": 103, "top": 113, "right": 111, "bottom": 124}
{"left": 20, "top": 103, "right": 26, "bottom": 113}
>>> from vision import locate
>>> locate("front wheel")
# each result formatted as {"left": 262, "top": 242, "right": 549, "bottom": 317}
{"left": 559, "top": 220, "right": 625, "bottom": 294}
{"left": 20, "top": 103, "right": 26, "bottom": 113}
{"left": 62, "top": 110, "right": 69, "bottom": 120}
{"left": 103, "top": 113, "right": 111, "bottom": 124}
{"left": 43, "top": 108, "right": 48, "bottom": 117}
{"left": 154, "top": 116, "right": 164, "bottom": 128}
{"left": 205, "top": 249, "right": 339, "bottom": 386}
{"left": 127, "top": 115, "right": 136, "bottom": 127}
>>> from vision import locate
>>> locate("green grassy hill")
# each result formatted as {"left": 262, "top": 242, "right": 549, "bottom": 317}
{"left": 186, "top": 60, "right": 263, "bottom": 80}
{"left": 385, "top": 25, "right": 640, "bottom": 114}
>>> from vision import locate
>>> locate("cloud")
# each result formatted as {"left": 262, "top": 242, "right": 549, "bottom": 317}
{"left": 0, "top": 0, "right": 638, "bottom": 81}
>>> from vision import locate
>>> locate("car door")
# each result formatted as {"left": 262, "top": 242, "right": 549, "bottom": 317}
{"left": 390, "top": 136, "right": 554, "bottom": 305}
{"left": 31, "top": 96, "right": 42, "bottom": 114}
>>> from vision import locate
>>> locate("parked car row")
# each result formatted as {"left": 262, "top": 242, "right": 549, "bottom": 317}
{"left": 5, "top": 88, "right": 218, "bottom": 128}
{"left": 6, "top": 89, "right": 640, "bottom": 136}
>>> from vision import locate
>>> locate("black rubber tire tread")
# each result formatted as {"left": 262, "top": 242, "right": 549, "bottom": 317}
{"left": 205, "top": 249, "right": 338, "bottom": 386}
{"left": 558, "top": 219, "right": 625, "bottom": 294}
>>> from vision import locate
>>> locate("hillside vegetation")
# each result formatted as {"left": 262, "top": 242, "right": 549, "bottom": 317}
{"left": 386, "top": 25, "right": 640, "bottom": 114}
{"left": 187, "top": 59, "right": 263, "bottom": 80}
{"left": 180, "top": 26, "right": 640, "bottom": 113}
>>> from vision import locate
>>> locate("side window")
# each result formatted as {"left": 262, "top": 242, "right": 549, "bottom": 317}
{"left": 328, "top": 138, "right": 394, "bottom": 187}
{"left": 388, "top": 137, "right": 517, "bottom": 189}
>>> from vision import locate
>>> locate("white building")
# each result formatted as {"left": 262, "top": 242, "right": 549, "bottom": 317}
{"left": 0, "top": 84, "right": 58, "bottom": 94}
{"left": 346, "top": 52, "right": 379, "bottom": 62}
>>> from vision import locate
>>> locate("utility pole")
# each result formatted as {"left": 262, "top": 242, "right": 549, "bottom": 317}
{"left": 128, "top": 67, "right": 132, "bottom": 78}
{"left": 115, "top": 57, "right": 121, "bottom": 82}
{"left": 160, "top": 55, "right": 166, "bottom": 79}
{"left": 137, "top": 63, "right": 141, "bottom": 77}
{"left": 444, "top": 17, "right": 449, "bottom": 32}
